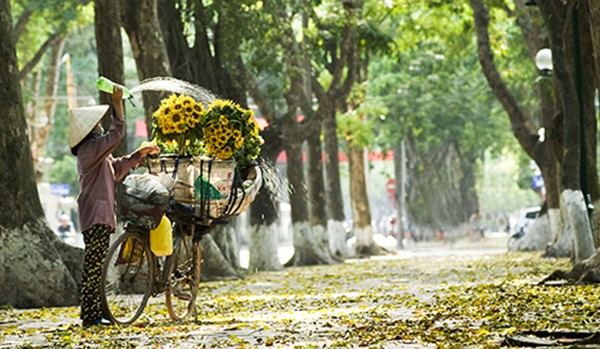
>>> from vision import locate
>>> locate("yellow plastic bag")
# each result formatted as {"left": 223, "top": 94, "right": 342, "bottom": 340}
{"left": 150, "top": 215, "right": 173, "bottom": 256}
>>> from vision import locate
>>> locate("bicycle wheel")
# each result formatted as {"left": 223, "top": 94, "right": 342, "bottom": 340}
{"left": 100, "top": 230, "right": 154, "bottom": 325}
{"left": 165, "top": 233, "right": 201, "bottom": 321}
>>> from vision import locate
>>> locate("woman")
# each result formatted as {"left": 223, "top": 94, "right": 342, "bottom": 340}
{"left": 69, "top": 87, "right": 159, "bottom": 327}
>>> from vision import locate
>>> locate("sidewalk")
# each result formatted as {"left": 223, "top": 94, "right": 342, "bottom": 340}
{"left": 1, "top": 234, "right": 516, "bottom": 348}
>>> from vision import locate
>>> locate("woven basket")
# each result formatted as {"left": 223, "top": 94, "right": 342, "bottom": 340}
{"left": 147, "top": 155, "right": 236, "bottom": 204}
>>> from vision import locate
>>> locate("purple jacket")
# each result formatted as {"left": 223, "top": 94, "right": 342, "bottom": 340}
{"left": 76, "top": 115, "right": 143, "bottom": 232}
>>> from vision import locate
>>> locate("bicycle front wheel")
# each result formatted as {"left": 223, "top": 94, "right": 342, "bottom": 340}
{"left": 100, "top": 230, "right": 154, "bottom": 325}
{"left": 165, "top": 233, "right": 201, "bottom": 321}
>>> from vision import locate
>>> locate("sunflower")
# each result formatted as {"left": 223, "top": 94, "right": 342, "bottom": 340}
{"left": 200, "top": 99, "right": 263, "bottom": 166}
{"left": 151, "top": 94, "right": 206, "bottom": 156}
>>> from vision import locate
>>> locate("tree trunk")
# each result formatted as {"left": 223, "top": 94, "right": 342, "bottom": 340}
{"left": 95, "top": 0, "right": 128, "bottom": 156}
{"left": 403, "top": 137, "right": 464, "bottom": 230}
{"left": 470, "top": 0, "right": 580, "bottom": 255}
{"left": 210, "top": 222, "right": 240, "bottom": 270}
{"left": 247, "top": 101, "right": 284, "bottom": 272}
{"left": 121, "top": 0, "right": 172, "bottom": 133}
{"left": 348, "top": 145, "right": 386, "bottom": 256}
{"left": 24, "top": 71, "right": 42, "bottom": 180}
{"left": 249, "top": 157, "right": 283, "bottom": 272}
{"left": 537, "top": 2, "right": 595, "bottom": 262}
{"left": 309, "top": 0, "right": 365, "bottom": 260}
{"left": 284, "top": 121, "right": 335, "bottom": 266}
{"left": 579, "top": 5, "right": 600, "bottom": 206}
{"left": 0, "top": 0, "right": 80, "bottom": 307}
{"left": 586, "top": 0, "right": 600, "bottom": 248}
{"left": 589, "top": 1, "right": 600, "bottom": 94}
{"left": 200, "top": 234, "right": 240, "bottom": 281}
{"left": 306, "top": 129, "right": 336, "bottom": 258}
{"left": 322, "top": 104, "right": 350, "bottom": 258}
{"left": 157, "top": 0, "right": 247, "bottom": 103}
{"left": 393, "top": 142, "right": 406, "bottom": 249}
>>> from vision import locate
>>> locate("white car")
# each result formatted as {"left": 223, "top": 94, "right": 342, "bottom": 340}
{"left": 510, "top": 207, "right": 540, "bottom": 238}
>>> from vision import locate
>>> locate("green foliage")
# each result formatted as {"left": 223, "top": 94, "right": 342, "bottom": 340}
{"left": 48, "top": 155, "right": 78, "bottom": 193}
{"left": 13, "top": 0, "right": 93, "bottom": 73}
{"left": 337, "top": 82, "right": 387, "bottom": 149}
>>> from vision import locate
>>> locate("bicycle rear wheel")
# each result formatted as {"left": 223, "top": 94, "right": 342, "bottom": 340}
{"left": 165, "top": 233, "right": 201, "bottom": 321}
{"left": 100, "top": 230, "right": 154, "bottom": 325}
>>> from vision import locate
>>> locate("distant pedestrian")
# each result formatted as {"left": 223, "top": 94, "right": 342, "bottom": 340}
{"left": 69, "top": 86, "right": 160, "bottom": 328}
{"left": 56, "top": 213, "right": 76, "bottom": 243}
{"left": 436, "top": 225, "right": 447, "bottom": 244}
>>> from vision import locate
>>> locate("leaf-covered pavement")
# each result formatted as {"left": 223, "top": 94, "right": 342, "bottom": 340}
{"left": 1, "top": 238, "right": 597, "bottom": 349}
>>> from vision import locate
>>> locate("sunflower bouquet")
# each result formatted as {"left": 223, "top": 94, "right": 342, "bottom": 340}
{"left": 148, "top": 95, "right": 263, "bottom": 216}
{"left": 200, "top": 99, "right": 263, "bottom": 167}
{"left": 151, "top": 94, "right": 205, "bottom": 156}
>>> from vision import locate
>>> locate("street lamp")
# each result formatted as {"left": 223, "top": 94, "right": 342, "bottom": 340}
{"left": 535, "top": 48, "right": 552, "bottom": 76}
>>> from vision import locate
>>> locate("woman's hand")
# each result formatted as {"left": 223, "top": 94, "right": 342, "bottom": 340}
{"left": 112, "top": 86, "right": 123, "bottom": 102}
{"left": 138, "top": 144, "right": 161, "bottom": 158}
{"left": 112, "top": 86, "right": 125, "bottom": 119}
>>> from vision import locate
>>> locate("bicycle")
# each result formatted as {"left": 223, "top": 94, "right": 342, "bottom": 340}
{"left": 100, "top": 156, "right": 262, "bottom": 325}
{"left": 100, "top": 200, "right": 211, "bottom": 325}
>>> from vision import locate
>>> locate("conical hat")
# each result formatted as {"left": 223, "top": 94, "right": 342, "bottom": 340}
{"left": 68, "top": 105, "right": 109, "bottom": 148}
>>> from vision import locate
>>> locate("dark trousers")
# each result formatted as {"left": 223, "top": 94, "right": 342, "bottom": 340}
{"left": 80, "top": 224, "right": 112, "bottom": 325}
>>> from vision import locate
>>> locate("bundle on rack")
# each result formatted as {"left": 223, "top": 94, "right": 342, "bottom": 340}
{"left": 119, "top": 174, "right": 170, "bottom": 229}
{"left": 147, "top": 95, "right": 263, "bottom": 224}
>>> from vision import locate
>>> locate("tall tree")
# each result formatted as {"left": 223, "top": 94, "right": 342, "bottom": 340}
{"left": 306, "top": 0, "right": 368, "bottom": 257}
{"left": 536, "top": 1, "right": 595, "bottom": 262}
{"left": 0, "top": 0, "right": 81, "bottom": 308}
{"left": 470, "top": 0, "right": 598, "bottom": 261}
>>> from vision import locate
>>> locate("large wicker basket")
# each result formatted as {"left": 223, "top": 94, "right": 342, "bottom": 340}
{"left": 147, "top": 155, "right": 262, "bottom": 223}
{"left": 147, "top": 155, "right": 236, "bottom": 204}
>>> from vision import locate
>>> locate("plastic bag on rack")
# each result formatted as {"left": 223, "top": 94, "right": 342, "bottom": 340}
{"left": 120, "top": 174, "right": 170, "bottom": 228}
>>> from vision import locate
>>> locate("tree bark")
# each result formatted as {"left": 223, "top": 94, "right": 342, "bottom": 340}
{"left": 247, "top": 90, "right": 284, "bottom": 271}
{"left": 121, "top": 0, "right": 172, "bottom": 135}
{"left": 210, "top": 222, "right": 240, "bottom": 270}
{"left": 157, "top": 0, "right": 247, "bottom": 103}
{"left": 348, "top": 145, "right": 386, "bottom": 256}
{"left": 589, "top": 1, "right": 600, "bottom": 91}
{"left": 95, "top": 0, "right": 128, "bottom": 157}
{"left": 586, "top": 0, "right": 600, "bottom": 248}
{"left": 200, "top": 234, "right": 240, "bottom": 281}
{"left": 393, "top": 142, "right": 406, "bottom": 249}
{"left": 319, "top": 98, "right": 349, "bottom": 257}
{"left": 306, "top": 131, "right": 330, "bottom": 227}
{"left": 537, "top": 2, "right": 595, "bottom": 261}
{"left": 0, "top": 0, "right": 80, "bottom": 307}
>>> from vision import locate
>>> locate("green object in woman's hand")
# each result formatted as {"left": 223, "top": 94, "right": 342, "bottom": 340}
{"left": 97, "top": 76, "right": 133, "bottom": 99}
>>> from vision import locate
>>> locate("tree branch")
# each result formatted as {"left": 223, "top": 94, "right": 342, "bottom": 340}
{"left": 13, "top": 8, "right": 32, "bottom": 42}
{"left": 469, "top": 0, "right": 540, "bottom": 158}
{"left": 18, "top": 33, "right": 60, "bottom": 81}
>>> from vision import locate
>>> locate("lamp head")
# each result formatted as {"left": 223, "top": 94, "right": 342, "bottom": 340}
{"left": 535, "top": 48, "right": 553, "bottom": 74}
